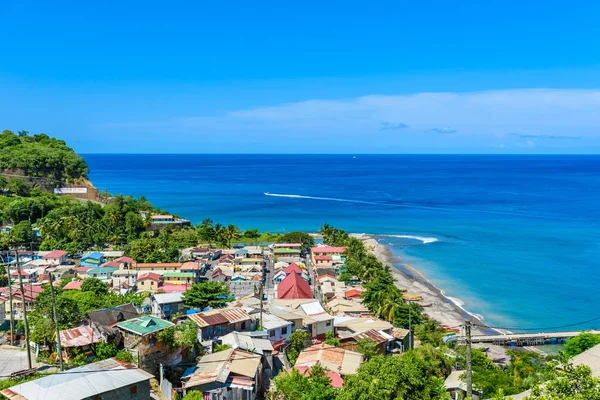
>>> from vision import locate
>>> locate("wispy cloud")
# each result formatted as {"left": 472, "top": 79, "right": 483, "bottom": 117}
{"left": 428, "top": 127, "right": 458, "bottom": 134}
{"left": 380, "top": 122, "right": 408, "bottom": 131}
{"left": 512, "top": 133, "right": 582, "bottom": 140}
{"left": 100, "top": 89, "right": 600, "bottom": 152}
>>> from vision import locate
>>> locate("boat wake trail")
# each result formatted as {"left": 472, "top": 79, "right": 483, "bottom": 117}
{"left": 264, "top": 193, "right": 380, "bottom": 205}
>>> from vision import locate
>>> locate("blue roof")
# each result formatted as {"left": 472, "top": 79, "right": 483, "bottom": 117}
{"left": 82, "top": 252, "right": 103, "bottom": 260}
{"left": 182, "top": 366, "right": 198, "bottom": 379}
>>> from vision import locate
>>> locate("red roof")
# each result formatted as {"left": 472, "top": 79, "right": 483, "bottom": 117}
{"left": 74, "top": 266, "right": 94, "bottom": 272}
{"left": 63, "top": 281, "right": 83, "bottom": 290}
{"left": 277, "top": 272, "right": 312, "bottom": 299}
{"left": 0, "top": 285, "right": 44, "bottom": 302}
{"left": 158, "top": 284, "right": 188, "bottom": 293}
{"left": 43, "top": 250, "right": 67, "bottom": 259}
{"left": 284, "top": 263, "right": 302, "bottom": 274}
{"left": 289, "top": 366, "right": 344, "bottom": 388}
{"left": 314, "top": 255, "right": 332, "bottom": 261}
{"left": 311, "top": 247, "right": 347, "bottom": 254}
{"left": 114, "top": 256, "right": 135, "bottom": 264}
{"left": 10, "top": 270, "right": 30, "bottom": 276}
{"left": 101, "top": 261, "right": 121, "bottom": 268}
{"left": 345, "top": 289, "right": 364, "bottom": 299}
{"left": 138, "top": 272, "right": 161, "bottom": 281}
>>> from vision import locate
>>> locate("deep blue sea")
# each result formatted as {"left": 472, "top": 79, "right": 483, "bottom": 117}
{"left": 85, "top": 154, "right": 600, "bottom": 331}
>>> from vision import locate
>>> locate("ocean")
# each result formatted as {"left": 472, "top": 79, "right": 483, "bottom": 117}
{"left": 85, "top": 154, "right": 600, "bottom": 331}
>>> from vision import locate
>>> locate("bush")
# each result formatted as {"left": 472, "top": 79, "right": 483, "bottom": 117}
{"left": 115, "top": 350, "right": 135, "bottom": 363}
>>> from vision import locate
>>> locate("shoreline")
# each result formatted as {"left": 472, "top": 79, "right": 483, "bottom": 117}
{"left": 352, "top": 233, "right": 498, "bottom": 336}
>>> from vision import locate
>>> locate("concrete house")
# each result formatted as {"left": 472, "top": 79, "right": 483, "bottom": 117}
{"left": 183, "top": 348, "right": 262, "bottom": 400}
{"left": 80, "top": 251, "right": 104, "bottom": 267}
{"left": 87, "top": 266, "right": 118, "bottom": 282}
{"left": 136, "top": 272, "right": 161, "bottom": 293}
{"left": 188, "top": 308, "right": 254, "bottom": 340}
{"left": 1, "top": 358, "right": 153, "bottom": 400}
{"left": 42, "top": 249, "right": 68, "bottom": 265}
{"left": 151, "top": 292, "right": 185, "bottom": 319}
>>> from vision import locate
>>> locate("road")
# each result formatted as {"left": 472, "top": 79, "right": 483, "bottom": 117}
{"left": 0, "top": 346, "right": 47, "bottom": 376}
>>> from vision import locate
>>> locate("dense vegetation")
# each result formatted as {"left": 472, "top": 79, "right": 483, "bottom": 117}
{"left": 0, "top": 130, "right": 88, "bottom": 181}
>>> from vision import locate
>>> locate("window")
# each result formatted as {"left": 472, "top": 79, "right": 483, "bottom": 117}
{"left": 269, "top": 330, "right": 276, "bottom": 337}
{"left": 281, "top": 326, "right": 288, "bottom": 335}
{"left": 130, "top": 385, "right": 137, "bottom": 395}
{"left": 326, "top": 321, "right": 332, "bottom": 327}
{"left": 241, "top": 321, "right": 246, "bottom": 330}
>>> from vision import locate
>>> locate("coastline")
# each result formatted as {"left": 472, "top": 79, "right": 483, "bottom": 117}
{"left": 353, "top": 234, "right": 496, "bottom": 336}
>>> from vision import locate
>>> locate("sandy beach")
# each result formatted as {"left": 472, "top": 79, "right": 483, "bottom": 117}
{"left": 353, "top": 234, "right": 494, "bottom": 336}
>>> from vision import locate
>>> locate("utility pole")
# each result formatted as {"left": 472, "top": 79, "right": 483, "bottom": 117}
{"left": 465, "top": 320, "right": 473, "bottom": 399}
{"left": 15, "top": 250, "right": 32, "bottom": 369}
{"left": 48, "top": 274, "right": 64, "bottom": 370}
{"left": 407, "top": 300, "right": 413, "bottom": 350}
{"left": 4, "top": 256, "right": 15, "bottom": 346}
{"left": 259, "top": 283, "right": 264, "bottom": 330}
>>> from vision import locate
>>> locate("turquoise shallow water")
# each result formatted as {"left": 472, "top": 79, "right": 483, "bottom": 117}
{"left": 85, "top": 154, "right": 600, "bottom": 331}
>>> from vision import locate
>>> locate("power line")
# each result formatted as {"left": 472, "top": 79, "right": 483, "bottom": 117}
{"left": 469, "top": 314, "right": 600, "bottom": 332}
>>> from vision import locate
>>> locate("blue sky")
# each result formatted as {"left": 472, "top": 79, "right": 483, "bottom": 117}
{"left": 2, "top": 0, "right": 600, "bottom": 153}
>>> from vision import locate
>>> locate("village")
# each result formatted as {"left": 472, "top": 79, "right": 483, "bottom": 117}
{"left": 0, "top": 218, "right": 413, "bottom": 400}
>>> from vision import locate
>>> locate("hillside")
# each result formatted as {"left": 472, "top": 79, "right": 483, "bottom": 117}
{"left": 0, "top": 129, "right": 89, "bottom": 182}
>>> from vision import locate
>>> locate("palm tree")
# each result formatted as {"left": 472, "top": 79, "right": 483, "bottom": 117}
{"left": 225, "top": 224, "right": 241, "bottom": 248}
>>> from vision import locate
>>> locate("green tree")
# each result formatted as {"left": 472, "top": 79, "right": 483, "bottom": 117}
{"left": 529, "top": 363, "right": 600, "bottom": 399}
{"left": 243, "top": 228, "right": 261, "bottom": 239}
{"left": 323, "top": 331, "right": 340, "bottom": 347}
{"left": 183, "top": 391, "right": 205, "bottom": 400}
{"left": 287, "top": 330, "right": 310, "bottom": 366}
{"left": 278, "top": 232, "right": 315, "bottom": 250}
{"left": 213, "top": 343, "right": 231, "bottom": 353}
{"left": 356, "top": 338, "right": 379, "bottom": 361}
{"left": 115, "top": 350, "right": 135, "bottom": 363}
{"left": 80, "top": 278, "right": 109, "bottom": 296}
{"left": 93, "top": 342, "right": 118, "bottom": 360}
{"left": 270, "top": 363, "right": 337, "bottom": 400}
{"left": 9, "top": 220, "right": 33, "bottom": 244}
{"left": 564, "top": 332, "right": 600, "bottom": 358}
{"left": 182, "top": 281, "right": 230, "bottom": 310}
{"left": 338, "top": 351, "right": 439, "bottom": 400}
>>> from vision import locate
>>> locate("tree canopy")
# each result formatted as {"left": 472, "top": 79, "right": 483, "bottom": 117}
{"left": 564, "top": 332, "right": 600, "bottom": 358}
{"left": 182, "top": 281, "right": 231, "bottom": 310}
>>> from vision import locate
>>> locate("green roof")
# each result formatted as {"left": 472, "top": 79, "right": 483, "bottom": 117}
{"left": 116, "top": 316, "right": 174, "bottom": 336}
{"left": 88, "top": 267, "right": 118, "bottom": 275}
{"left": 162, "top": 272, "right": 194, "bottom": 278}
{"left": 240, "top": 258, "right": 264, "bottom": 262}
{"left": 274, "top": 248, "right": 301, "bottom": 254}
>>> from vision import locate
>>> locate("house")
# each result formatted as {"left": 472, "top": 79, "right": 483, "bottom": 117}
{"left": 326, "top": 298, "right": 369, "bottom": 316}
{"left": 273, "top": 243, "right": 302, "bottom": 250}
{"left": 261, "top": 313, "right": 293, "bottom": 342}
{"left": 1, "top": 357, "right": 153, "bottom": 400}
{"left": 389, "top": 327, "right": 411, "bottom": 352}
{"left": 334, "top": 316, "right": 393, "bottom": 344}
{"left": 87, "top": 266, "right": 117, "bottom": 282}
{"left": 162, "top": 271, "right": 194, "bottom": 286}
{"left": 220, "top": 331, "right": 275, "bottom": 372}
{"left": 100, "top": 251, "right": 125, "bottom": 260}
{"left": 80, "top": 251, "right": 104, "bottom": 267}
{"left": 48, "top": 265, "right": 74, "bottom": 281}
{"left": 298, "top": 302, "right": 334, "bottom": 339}
{"left": 277, "top": 272, "right": 312, "bottom": 300}
{"left": 103, "top": 256, "right": 136, "bottom": 270}
{"left": 244, "top": 246, "right": 263, "bottom": 257}
{"left": 115, "top": 316, "right": 176, "bottom": 371}
{"left": 151, "top": 214, "right": 175, "bottom": 223}
{"left": 0, "top": 285, "right": 44, "bottom": 320}
{"left": 339, "top": 328, "right": 393, "bottom": 355}
{"left": 273, "top": 247, "right": 301, "bottom": 260}
{"left": 294, "top": 343, "right": 363, "bottom": 375}
{"left": 314, "top": 255, "right": 333, "bottom": 268}
{"left": 63, "top": 280, "right": 83, "bottom": 290}
{"left": 183, "top": 348, "right": 262, "bottom": 400}
{"left": 321, "top": 280, "right": 346, "bottom": 301}
{"left": 181, "top": 261, "right": 206, "bottom": 282}
{"left": 311, "top": 247, "right": 347, "bottom": 266}
{"left": 74, "top": 266, "right": 94, "bottom": 279}
{"left": 42, "top": 249, "right": 68, "bottom": 265}
{"left": 234, "top": 248, "right": 248, "bottom": 258}
{"left": 444, "top": 370, "right": 483, "bottom": 400}
{"left": 272, "top": 270, "right": 287, "bottom": 284}
{"left": 137, "top": 272, "right": 161, "bottom": 292}
{"left": 87, "top": 303, "right": 140, "bottom": 333}
{"left": 188, "top": 307, "right": 254, "bottom": 340}
{"left": 133, "top": 263, "right": 182, "bottom": 274}
{"left": 151, "top": 292, "right": 185, "bottom": 319}
{"left": 345, "top": 288, "right": 364, "bottom": 300}
{"left": 59, "top": 325, "right": 102, "bottom": 361}
{"left": 10, "top": 268, "right": 38, "bottom": 284}
{"left": 111, "top": 269, "right": 138, "bottom": 291}
{"left": 236, "top": 258, "right": 263, "bottom": 268}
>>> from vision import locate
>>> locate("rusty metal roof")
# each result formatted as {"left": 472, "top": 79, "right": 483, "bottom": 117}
{"left": 188, "top": 307, "right": 252, "bottom": 328}
{"left": 59, "top": 326, "right": 102, "bottom": 348}
{"left": 352, "top": 329, "right": 388, "bottom": 344}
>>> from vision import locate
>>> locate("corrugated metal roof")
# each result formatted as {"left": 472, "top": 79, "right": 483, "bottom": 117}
{"left": 153, "top": 292, "right": 184, "bottom": 304}
{"left": 295, "top": 343, "right": 363, "bottom": 375}
{"left": 1, "top": 358, "right": 152, "bottom": 400}
{"left": 59, "top": 326, "right": 101, "bottom": 348}
{"left": 189, "top": 308, "right": 252, "bottom": 328}
{"left": 352, "top": 329, "right": 388, "bottom": 344}
{"left": 184, "top": 349, "right": 260, "bottom": 389}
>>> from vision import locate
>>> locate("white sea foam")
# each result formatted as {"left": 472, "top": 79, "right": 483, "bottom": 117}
{"left": 443, "top": 292, "right": 485, "bottom": 322}
{"left": 385, "top": 234, "right": 439, "bottom": 244}
{"left": 264, "top": 192, "right": 379, "bottom": 205}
